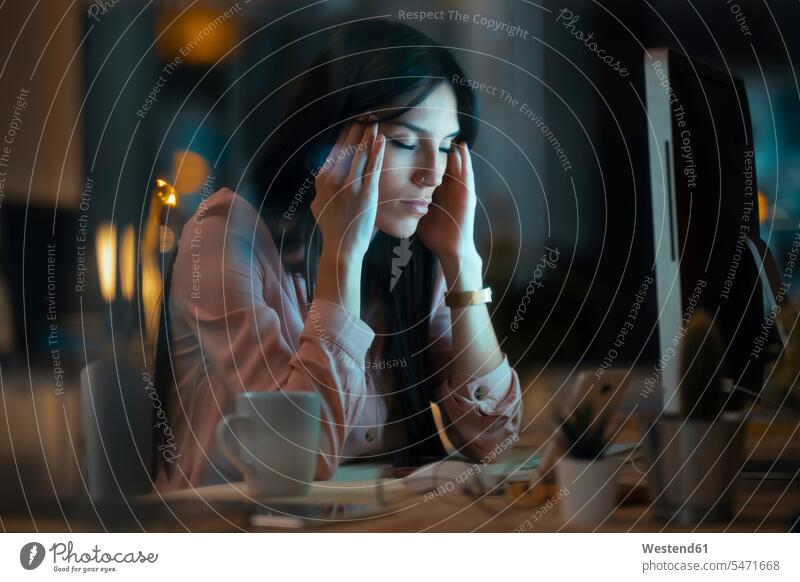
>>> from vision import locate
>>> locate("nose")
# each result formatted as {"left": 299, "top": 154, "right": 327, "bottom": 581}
{"left": 411, "top": 143, "right": 446, "bottom": 189}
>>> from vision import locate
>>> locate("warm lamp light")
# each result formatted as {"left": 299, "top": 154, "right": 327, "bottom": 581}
{"left": 172, "top": 149, "right": 209, "bottom": 194}
{"left": 758, "top": 191, "right": 768, "bottom": 224}
{"left": 155, "top": 177, "right": 179, "bottom": 207}
{"left": 120, "top": 225, "right": 136, "bottom": 301}
{"left": 156, "top": 6, "right": 237, "bottom": 65}
{"left": 96, "top": 223, "right": 117, "bottom": 303}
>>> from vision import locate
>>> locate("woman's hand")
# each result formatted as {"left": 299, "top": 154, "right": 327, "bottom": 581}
{"left": 311, "top": 117, "right": 385, "bottom": 263}
{"left": 311, "top": 117, "right": 384, "bottom": 317}
{"left": 416, "top": 142, "right": 479, "bottom": 262}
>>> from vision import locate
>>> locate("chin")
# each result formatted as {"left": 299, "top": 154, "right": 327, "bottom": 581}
{"left": 376, "top": 215, "right": 419, "bottom": 239}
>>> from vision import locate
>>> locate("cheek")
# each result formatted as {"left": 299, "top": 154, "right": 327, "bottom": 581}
{"left": 376, "top": 150, "right": 410, "bottom": 202}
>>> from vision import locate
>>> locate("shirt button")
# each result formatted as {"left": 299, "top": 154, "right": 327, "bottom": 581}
{"left": 474, "top": 386, "right": 488, "bottom": 401}
{"left": 365, "top": 429, "right": 375, "bottom": 443}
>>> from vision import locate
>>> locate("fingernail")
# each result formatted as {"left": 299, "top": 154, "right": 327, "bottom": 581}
{"left": 376, "top": 134, "right": 385, "bottom": 142}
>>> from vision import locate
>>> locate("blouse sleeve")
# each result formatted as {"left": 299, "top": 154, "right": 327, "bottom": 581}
{"left": 169, "top": 193, "right": 373, "bottom": 480}
{"left": 426, "top": 263, "right": 523, "bottom": 462}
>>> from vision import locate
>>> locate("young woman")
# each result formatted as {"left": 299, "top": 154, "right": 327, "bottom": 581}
{"left": 154, "top": 20, "right": 522, "bottom": 490}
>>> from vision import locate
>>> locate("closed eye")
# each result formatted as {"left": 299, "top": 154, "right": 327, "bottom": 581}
{"left": 387, "top": 137, "right": 417, "bottom": 151}
{"left": 388, "top": 136, "right": 456, "bottom": 154}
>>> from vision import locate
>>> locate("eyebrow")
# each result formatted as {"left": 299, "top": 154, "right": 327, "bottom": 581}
{"left": 384, "top": 120, "right": 460, "bottom": 139}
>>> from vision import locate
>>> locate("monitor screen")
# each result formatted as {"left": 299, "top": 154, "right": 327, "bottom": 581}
{"left": 645, "top": 47, "right": 764, "bottom": 412}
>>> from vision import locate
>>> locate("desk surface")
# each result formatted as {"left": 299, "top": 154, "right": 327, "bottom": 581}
{"left": 143, "top": 418, "right": 800, "bottom": 533}
{"left": 3, "top": 418, "right": 799, "bottom": 533}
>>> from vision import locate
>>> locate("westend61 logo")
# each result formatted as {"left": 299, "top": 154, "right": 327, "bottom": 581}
{"left": 19, "top": 541, "right": 158, "bottom": 573}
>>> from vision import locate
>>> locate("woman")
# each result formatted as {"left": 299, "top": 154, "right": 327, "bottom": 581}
{"left": 154, "top": 20, "right": 522, "bottom": 490}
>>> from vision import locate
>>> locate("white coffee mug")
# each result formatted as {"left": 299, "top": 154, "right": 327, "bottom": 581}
{"left": 215, "top": 391, "right": 321, "bottom": 497}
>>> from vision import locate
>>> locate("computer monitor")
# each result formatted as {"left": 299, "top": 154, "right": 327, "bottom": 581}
{"left": 645, "top": 47, "right": 769, "bottom": 413}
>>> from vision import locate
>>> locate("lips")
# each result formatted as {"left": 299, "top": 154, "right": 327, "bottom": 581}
{"left": 398, "top": 199, "right": 430, "bottom": 217}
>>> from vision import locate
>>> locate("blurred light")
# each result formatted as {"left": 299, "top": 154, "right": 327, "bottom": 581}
{"left": 758, "top": 191, "right": 768, "bottom": 224}
{"left": 430, "top": 402, "right": 455, "bottom": 454}
{"left": 96, "top": 223, "right": 117, "bottom": 303}
{"left": 141, "top": 260, "right": 162, "bottom": 351}
{"left": 155, "top": 177, "right": 178, "bottom": 207}
{"left": 172, "top": 149, "right": 209, "bottom": 194}
{"left": 156, "top": 6, "right": 237, "bottom": 65}
{"left": 120, "top": 225, "right": 136, "bottom": 301}
{"left": 159, "top": 226, "right": 177, "bottom": 254}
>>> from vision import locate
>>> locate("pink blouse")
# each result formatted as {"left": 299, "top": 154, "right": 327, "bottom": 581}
{"left": 155, "top": 188, "right": 522, "bottom": 491}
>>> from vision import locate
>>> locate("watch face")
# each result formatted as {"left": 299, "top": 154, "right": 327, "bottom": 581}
{"left": 445, "top": 287, "right": 491, "bottom": 307}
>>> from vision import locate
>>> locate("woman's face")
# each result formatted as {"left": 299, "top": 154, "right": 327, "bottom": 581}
{"left": 374, "top": 82, "right": 461, "bottom": 239}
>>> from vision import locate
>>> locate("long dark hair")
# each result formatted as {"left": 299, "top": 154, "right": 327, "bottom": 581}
{"left": 154, "top": 20, "right": 479, "bottom": 476}
{"left": 253, "top": 20, "right": 478, "bottom": 458}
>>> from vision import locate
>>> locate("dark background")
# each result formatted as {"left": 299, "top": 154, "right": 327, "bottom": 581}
{"left": 1, "top": 0, "right": 799, "bottom": 372}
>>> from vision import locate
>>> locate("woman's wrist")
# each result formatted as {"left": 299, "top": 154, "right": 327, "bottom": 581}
{"left": 317, "top": 249, "right": 363, "bottom": 317}
{"left": 320, "top": 246, "right": 360, "bottom": 270}
{"left": 439, "top": 249, "right": 484, "bottom": 292}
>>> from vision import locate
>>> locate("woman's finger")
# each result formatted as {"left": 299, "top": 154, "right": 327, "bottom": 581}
{"left": 334, "top": 113, "right": 369, "bottom": 152}
{"left": 460, "top": 142, "right": 473, "bottom": 184}
{"left": 446, "top": 142, "right": 461, "bottom": 183}
{"left": 329, "top": 120, "right": 370, "bottom": 185}
{"left": 320, "top": 118, "right": 364, "bottom": 181}
{"left": 347, "top": 120, "right": 377, "bottom": 188}
{"left": 362, "top": 132, "right": 385, "bottom": 195}
{"left": 317, "top": 123, "right": 354, "bottom": 183}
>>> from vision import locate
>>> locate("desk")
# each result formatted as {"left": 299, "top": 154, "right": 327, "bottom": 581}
{"left": 3, "top": 415, "right": 798, "bottom": 533}
{"left": 146, "top": 418, "right": 800, "bottom": 533}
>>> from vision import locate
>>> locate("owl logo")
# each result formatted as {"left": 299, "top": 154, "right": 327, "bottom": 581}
{"left": 19, "top": 542, "right": 46, "bottom": 570}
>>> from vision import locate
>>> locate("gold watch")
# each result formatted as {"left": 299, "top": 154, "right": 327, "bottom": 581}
{"left": 444, "top": 287, "right": 492, "bottom": 308}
